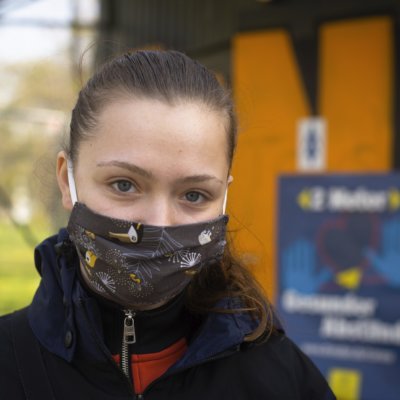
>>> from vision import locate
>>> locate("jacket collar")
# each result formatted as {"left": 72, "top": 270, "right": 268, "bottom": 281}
{"left": 29, "top": 229, "right": 79, "bottom": 361}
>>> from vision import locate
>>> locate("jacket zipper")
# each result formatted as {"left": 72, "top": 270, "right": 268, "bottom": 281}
{"left": 80, "top": 298, "right": 239, "bottom": 399}
{"left": 78, "top": 298, "right": 136, "bottom": 396}
{"left": 121, "top": 309, "right": 137, "bottom": 378}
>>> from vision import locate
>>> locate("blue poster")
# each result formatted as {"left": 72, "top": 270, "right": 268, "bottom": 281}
{"left": 277, "top": 174, "right": 400, "bottom": 400}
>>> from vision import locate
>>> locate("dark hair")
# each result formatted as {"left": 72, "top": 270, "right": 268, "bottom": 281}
{"left": 67, "top": 49, "right": 274, "bottom": 341}
{"left": 67, "top": 50, "right": 236, "bottom": 168}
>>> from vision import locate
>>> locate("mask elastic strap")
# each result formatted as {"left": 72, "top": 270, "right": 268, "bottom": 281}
{"left": 67, "top": 160, "right": 78, "bottom": 205}
{"left": 222, "top": 187, "right": 228, "bottom": 214}
{"left": 222, "top": 175, "right": 233, "bottom": 215}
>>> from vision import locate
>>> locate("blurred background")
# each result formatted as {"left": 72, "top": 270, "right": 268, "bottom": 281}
{"left": 0, "top": 0, "right": 99, "bottom": 314}
{"left": 1, "top": 1, "right": 399, "bottom": 399}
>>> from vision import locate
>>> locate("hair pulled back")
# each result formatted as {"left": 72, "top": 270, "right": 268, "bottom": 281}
{"left": 67, "top": 49, "right": 274, "bottom": 342}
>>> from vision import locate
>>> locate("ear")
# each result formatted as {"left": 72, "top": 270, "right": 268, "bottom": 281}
{"left": 56, "top": 151, "right": 74, "bottom": 211}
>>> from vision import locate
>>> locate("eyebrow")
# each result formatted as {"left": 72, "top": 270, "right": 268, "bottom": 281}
{"left": 97, "top": 160, "right": 223, "bottom": 185}
{"left": 177, "top": 175, "right": 224, "bottom": 185}
{"left": 97, "top": 160, "right": 153, "bottom": 179}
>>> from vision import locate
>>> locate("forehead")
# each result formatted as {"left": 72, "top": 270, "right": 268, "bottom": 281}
{"left": 77, "top": 98, "right": 230, "bottom": 177}
{"left": 99, "top": 97, "right": 225, "bottom": 139}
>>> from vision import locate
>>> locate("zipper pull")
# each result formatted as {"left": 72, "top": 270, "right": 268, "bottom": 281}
{"left": 123, "top": 310, "right": 136, "bottom": 344}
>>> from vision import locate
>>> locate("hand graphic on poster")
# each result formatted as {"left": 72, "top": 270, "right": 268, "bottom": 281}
{"left": 365, "top": 218, "right": 400, "bottom": 287}
{"left": 281, "top": 239, "right": 332, "bottom": 294}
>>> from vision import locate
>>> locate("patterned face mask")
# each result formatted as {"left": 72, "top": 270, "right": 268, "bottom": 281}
{"left": 67, "top": 203, "right": 228, "bottom": 308}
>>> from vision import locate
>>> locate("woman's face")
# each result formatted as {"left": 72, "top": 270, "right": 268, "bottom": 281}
{"left": 57, "top": 98, "right": 231, "bottom": 225}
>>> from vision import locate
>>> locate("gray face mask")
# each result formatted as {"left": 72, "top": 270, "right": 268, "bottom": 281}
{"left": 67, "top": 203, "right": 228, "bottom": 308}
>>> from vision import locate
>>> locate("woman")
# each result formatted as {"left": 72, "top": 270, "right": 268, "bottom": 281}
{"left": 0, "top": 50, "right": 335, "bottom": 399}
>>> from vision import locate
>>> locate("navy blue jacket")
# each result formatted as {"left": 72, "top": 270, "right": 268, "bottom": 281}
{"left": 0, "top": 230, "right": 336, "bottom": 399}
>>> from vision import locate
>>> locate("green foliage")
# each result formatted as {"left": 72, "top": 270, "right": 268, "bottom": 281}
{"left": 0, "top": 220, "right": 49, "bottom": 316}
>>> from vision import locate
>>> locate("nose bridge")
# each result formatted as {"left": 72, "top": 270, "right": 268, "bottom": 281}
{"left": 144, "top": 194, "right": 175, "bottom": 226}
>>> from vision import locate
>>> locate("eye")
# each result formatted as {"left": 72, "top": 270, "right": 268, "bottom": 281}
{"left": 185, "top": 191, "right": 204, "bottom": 203}
{"left": 111, "top": 180, "right": 136, "bottom": 193}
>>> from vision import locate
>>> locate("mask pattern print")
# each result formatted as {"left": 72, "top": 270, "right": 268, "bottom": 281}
{"left": 67, "top": 203, "right": 228, "bottom": 308}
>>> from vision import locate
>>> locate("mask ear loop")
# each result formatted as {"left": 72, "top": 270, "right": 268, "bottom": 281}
{"left": 222, "top": 175, "right": 233, "bottom": 215}
{"left": 67, "top": 160, "right": 78, "bottom": 205}
{"left": 222, "top": 187, "right": 228, "bottom": 214}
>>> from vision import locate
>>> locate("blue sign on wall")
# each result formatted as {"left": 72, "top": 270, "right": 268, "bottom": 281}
{"left": 277, "top": 174, "right": 400, "bottom": 400}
